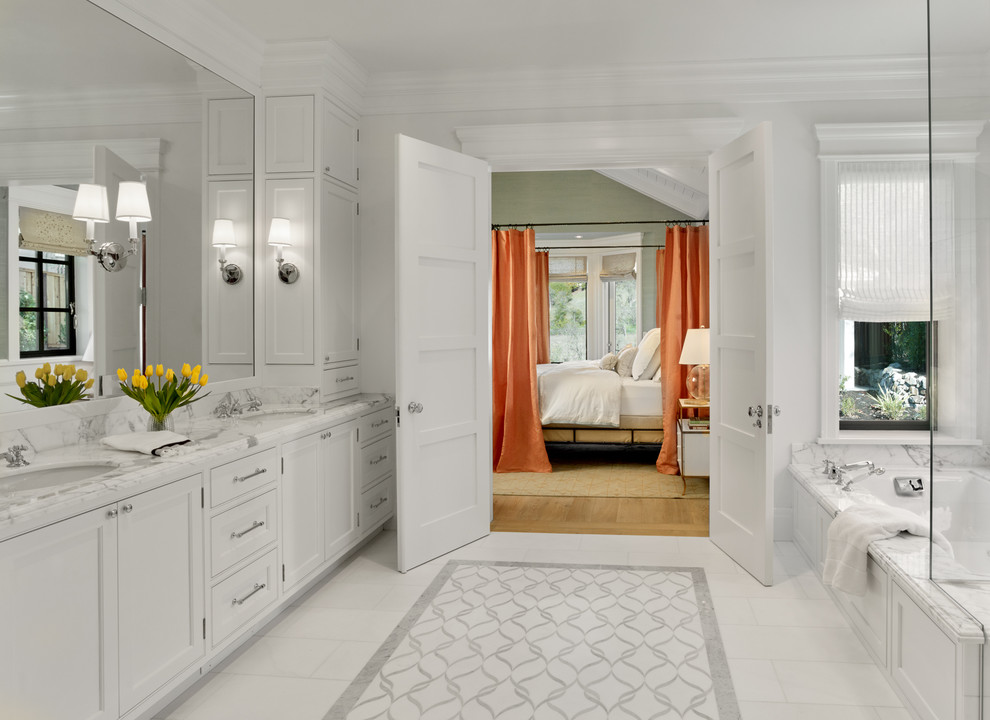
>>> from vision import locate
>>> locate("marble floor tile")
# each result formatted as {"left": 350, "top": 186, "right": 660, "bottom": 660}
{"left": 773, "top": 660, "right": 903, "bottom": 706}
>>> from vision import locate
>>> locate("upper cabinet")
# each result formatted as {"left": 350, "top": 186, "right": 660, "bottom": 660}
{"left": 323, "top": 99, "right": 359, "bottom": 188}
{"left": 266, "top": 95, "right": 315, "bottom": 174}
{"left": 208, "top": 98, "right": 254, "bottom": 176}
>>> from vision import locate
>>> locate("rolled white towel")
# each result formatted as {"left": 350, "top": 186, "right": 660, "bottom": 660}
{"left": 823, "top": 503, "right": 953, "bottom": 596}
{"left": 101, "top": 431, "right": 191, "bottom": 456}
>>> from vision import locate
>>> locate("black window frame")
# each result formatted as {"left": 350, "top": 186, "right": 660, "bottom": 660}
{"left": 18, "top": 249, "right": 76, "bottom": 358}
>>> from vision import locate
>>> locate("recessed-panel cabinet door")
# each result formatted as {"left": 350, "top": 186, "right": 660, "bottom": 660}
{"left": 282, "top": 431, "right": 325, "bottom": 589}
{"left": 324, "top": 422, "right": 358, "bottom": 561}
{"left": 321, "top": 180, "right": 358, "bottom": 365}
{"left": 0, "top": 507, "right": 119, "bottom": 720}
{"left": 117, "top": 474, "right": 204, "bottom": 713}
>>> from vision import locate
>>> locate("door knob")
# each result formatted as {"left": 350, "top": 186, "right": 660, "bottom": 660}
{"left": 407, "top": 402, "right": 424, "bottom": 414}
{"left": 747, "top": 405, "right": 763, "bottom": 417}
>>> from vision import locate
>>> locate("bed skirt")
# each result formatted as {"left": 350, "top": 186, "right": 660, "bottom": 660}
{"left": 542, "top": 414, "right": 664, "bottom": 445}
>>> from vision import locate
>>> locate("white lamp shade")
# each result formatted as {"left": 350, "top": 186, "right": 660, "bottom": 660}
{"left": 268, "top": 217, "right": 292, "bottom": 247}
{"left": 72, "top": 184, "right": 110, "bottom": 223}
{"left": 212, "top": 218, "right": 236, "bottom": 248}
{"left": 115, "top": 181, "right": 152, "bottom": 222}
{"left": 678, "top": 327, "right": 710, "bottom": 365}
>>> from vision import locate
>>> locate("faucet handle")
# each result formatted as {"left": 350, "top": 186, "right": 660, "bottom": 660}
{"left": 822, "top": 459, "right": 835, "bottom": 475}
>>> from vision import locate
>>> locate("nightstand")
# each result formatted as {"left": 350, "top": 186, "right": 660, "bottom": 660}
{"left": 676, "top": 415, "right": 710, "bottom": 479}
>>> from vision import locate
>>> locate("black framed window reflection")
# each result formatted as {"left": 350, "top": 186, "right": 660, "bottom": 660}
{"left": 18, "top": 249, "right": 76, "bottom": 358}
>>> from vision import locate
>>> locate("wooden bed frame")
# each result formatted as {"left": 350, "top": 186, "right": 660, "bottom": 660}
{"left": 542, "top": 415, "right": 664, "bottom": 445}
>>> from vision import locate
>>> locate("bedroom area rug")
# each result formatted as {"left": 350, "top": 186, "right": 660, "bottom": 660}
{"left": 494, "top": 446, "right": 709, "bottom": 499}
{"left": 325, "top": 560, "right": 739, "bottom": 720}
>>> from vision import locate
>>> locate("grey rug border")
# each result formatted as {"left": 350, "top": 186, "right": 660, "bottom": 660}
{"left": 324, "top": 559, "right": 740, "bottom": 720}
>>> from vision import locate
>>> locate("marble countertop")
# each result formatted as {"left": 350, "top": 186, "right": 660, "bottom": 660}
{"left": 790, "top": 463, "right": 988, "bottom": 644}
{"left": 0, "top": 393, "right": 392, "bottom": 543}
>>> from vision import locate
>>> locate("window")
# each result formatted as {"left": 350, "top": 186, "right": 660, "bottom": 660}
{"left": 547, "top": 246, "right": 640, "bottom": 362}
{"left": 18, "top": 249, "right": 76, "bottom": 357}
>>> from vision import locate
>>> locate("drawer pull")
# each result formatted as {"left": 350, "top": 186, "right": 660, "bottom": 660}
{"left": 336, "top": 376, "right": 355, "bottom": 384}
{"left": 369, "top": 454, "right": 388, "bottom": 466}
{"left": 370, "top": 496, "right": 388, "bottom": 510}
{"left": 231, "top": 520, "right": 265, "bottom": 539}
{"left": 233, "top": 467, "right": 267, "bottom": 483}
{"left": 232, "top": 583, "right": 266, "bottom": 606}
{"left": 371, "top": 419, "right": 388, "bottom": 428}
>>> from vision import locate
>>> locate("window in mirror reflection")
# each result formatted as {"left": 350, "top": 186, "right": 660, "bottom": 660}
{"left": 18, "top": 250, "right": 75, "bottom": 357}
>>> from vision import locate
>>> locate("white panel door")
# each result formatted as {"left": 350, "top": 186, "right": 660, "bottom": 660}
{"left": 93, "top": 145, "right": 141, "bottom": 379}
{"left": 708, "top": 122, "right": 775, "bottom": 586}
{"left": 117, "top": 474, "right": 204, "bottom": 713}
{"left": 0, "top": 506, "right": 119, "bottom": 720}
{"left": 395, "top": 134, "right": 491, "bottom": 573}
{"left": 281, "top": 430, "right": 325, "bottom": 589}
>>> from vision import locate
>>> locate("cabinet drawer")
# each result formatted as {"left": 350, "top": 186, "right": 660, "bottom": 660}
{"left": 322, "top": 364, "right": 359, "bottom": 399}
{"left": 360, "top": 436, "right": 394, "bottom": 488}
{"left": 210, "top": 490, "right": 278, "bottom": 577}
{"left": 360, "top": 408, "right": 393, "bottom": 444}
{"left": 211, "top": 549, "right": 279, "bottom": 648}
{"left": 210, "top": 448, "right": 278, "bottom": 508}
{"left": 360, "top": 476, "right": 393, "bottom": 531}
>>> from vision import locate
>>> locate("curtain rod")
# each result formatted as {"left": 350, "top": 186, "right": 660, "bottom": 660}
{"left": 492, "top": 219, "right": 708, "bottom": 229}
{"left": 535, "top": 244, "right": 662, "bottom": 251}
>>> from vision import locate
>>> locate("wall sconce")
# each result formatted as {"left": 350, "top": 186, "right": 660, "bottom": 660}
{"left": 267, "top": 217, "right": 299, "bottom": 284}
{"left": 72, "top": 181, "right": 151, "bottom": 273}
{"left": 211, "top": 218, "right": 242, "bottom": 285}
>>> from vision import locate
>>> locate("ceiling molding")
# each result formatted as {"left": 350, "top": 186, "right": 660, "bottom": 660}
{"left": 816, "top": 120, "right": 987, "bottom": 157}
{"left": 365, "top": 55, "right": 930, "bottom": 116}
{"left": 0, "top": 89, "right": 202, "bottom": 131}
{"left": 263, "top": 39, "right": 369, "bottom": 115}
{"left": 0, "top": 139, "right": 164, "bottom": 185}
{"left": 596, "top": 169, "right": 708, "bottom": 220}
{"left": 456, "top": 119, "right": 745, "bottom": 172}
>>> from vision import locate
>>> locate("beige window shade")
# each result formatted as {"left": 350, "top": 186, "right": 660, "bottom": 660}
{"left": 548, "top": 255, "right": 587, "bottom": 282}
{"left": 600, "top": 252, "right": 636, "bottom": 280}
{"left": 18, "top": 207, "right": 90, "bottom": 256}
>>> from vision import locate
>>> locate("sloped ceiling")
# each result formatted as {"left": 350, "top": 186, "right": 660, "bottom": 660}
{"left": 596, "top": 168, "right": 709, "bottom": 220}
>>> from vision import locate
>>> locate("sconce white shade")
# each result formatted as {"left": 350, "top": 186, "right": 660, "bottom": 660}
{"left": 212, "top": 218, "right": 236, "bottom": 248}
{"left": 72, "top": 184, "right": 110, "bottom": 223}
{"left": 678, "top": 327, "right": 710, "bottom": 365}
{"left": 115, "top": 181, "right": 152, "bottom": 222}
{"left": 267, "top": 217, "right": 292, "bottom": 247}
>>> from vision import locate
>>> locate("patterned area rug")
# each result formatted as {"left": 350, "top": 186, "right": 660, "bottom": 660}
{"left": 326, "top": 561, "right": 739, "bottom": 720}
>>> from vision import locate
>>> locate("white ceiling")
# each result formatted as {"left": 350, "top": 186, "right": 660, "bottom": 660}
{"left": 200, "top": 0, "right": 950, "bottom": 75}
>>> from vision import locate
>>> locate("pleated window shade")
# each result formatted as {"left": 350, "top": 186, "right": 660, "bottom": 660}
{"left": 18, "top": 207, "right": 90, "bottom": 256}
{"left": 548, "top": 255, "right": 587, "bottom": 282}
{"left": 600, "top": 252, "right": 636, "bottom": 280}
{"left": 837, "top": 160, "right": 954, "bottom": 322}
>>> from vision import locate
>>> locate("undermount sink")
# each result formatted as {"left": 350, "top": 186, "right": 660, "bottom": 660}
{"left": 0, "top": 460, "right": 119, "bottom": 493}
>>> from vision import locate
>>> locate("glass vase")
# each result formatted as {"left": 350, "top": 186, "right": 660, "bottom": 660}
{"left": 146, "top": 414, "right": 174, "bottom": 433}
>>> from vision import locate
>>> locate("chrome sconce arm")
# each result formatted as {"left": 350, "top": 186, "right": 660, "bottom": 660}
{"left": 73, "top": 181, "right": 151, "bottom": 273}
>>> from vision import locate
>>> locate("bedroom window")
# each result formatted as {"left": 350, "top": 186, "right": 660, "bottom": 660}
{"left": 18, "top": 249, "right": 76, "bottom": 358}
{"left": 548, "top": 255, "right": 588, "bottom": 362}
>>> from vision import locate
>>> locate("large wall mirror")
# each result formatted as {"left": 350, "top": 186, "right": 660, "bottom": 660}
{"left": 0, "top": 0, "right": 255, "bottom": 414}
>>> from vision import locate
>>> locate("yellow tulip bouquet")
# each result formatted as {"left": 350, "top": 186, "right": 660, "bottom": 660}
{"left": 117, "top": 363, "right": 209, "bottom": 426}
{"left": 7, "top": 363, "right": 94, "bottom": 407}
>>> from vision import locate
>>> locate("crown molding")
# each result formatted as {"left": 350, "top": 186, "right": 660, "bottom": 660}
{"left": 0, "top": 138, "right": 164, "bottom": 185}
{"left": 816, "top": 120, "right": 987, "bottom": 157}
{"left": 263, "top": 40, "right": 369, "bottom": 115}
{"left": 456, "top": 118, "right": 745, "bottom": 172}
{"left": 89, "top": 0, "right": 265, "bottom": 93}
{"left": 596, "top": 169, "right": 709, "bottom": 220}
{"left": 0, "top": 88, "right": 202, "bottom": 131}
{"left": 365, "top": 55, "right": 930, "bottom": 116}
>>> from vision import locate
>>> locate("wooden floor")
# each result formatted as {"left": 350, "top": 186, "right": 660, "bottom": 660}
{"left": 491, "top": 494, "right": 709, "bottom": 536}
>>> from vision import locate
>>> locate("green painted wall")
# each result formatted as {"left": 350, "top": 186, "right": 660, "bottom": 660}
{"left": 492, "top": 170, "right": 691, "bottom": 329}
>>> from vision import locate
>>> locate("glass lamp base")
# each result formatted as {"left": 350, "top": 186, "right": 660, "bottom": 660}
{"left": 686, "top": 364, "right": 710, "bottom": 401}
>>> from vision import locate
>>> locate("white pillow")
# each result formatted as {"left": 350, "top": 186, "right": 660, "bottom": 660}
{"left": 599, "top": 352, "right": 618, "bottom": 371}
{"left": 652, "top": 365, "right": 662, "bottom": 382}
{"left": 616, "top": 346, "right": 638, "bottom": 377}
{"left": 632, "top": 328, "right": 662, "bottom": 380}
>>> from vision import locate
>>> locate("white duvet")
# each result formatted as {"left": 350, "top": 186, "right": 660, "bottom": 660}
{"left": 537, "top": 360, "right": 622, "bottom": 426}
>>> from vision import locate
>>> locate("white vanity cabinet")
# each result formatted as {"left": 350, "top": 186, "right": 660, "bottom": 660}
{"left": 281, "top": 419, "right": 359, "bottom": 590}
{"left": 0, "top": 473, "right": 204, "bottom": 720}
{"left": 357, "top": 407, "right": 395, "bottom": 535}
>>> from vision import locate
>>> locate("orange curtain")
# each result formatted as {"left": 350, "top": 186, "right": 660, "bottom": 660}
{"left": 534, "top": 251, "right": 550, "bottom": 364}
{"left": 657, "top": 225, "right": 710, "bottom": 474}
{"left": 492, "top": 228, "right": 552, "bottom": 473}
{"left": 655, "top": 248, "right": 664, "bottom": 328}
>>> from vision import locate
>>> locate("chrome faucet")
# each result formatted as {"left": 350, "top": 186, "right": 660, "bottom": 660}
{"left": 836, "top": 460, "right": 885, "bottom": 490}
{"left": 213, "top": 394, "right": 262, "bottom": 418}
{"left": 0, "top": 445, "right": 29, "bottom": 468}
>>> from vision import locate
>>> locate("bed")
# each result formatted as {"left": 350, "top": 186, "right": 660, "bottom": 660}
{"left": 537, "top": 360, "right": 665, "bottom": 445}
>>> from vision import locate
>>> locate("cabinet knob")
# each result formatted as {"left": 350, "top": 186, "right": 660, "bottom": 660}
{"left": 407, "top": 401, "right": 424, "bottom": 414}
{"left": 121, "top": 503, "right": 133, "bottom": 514}
{"left": 107, "top": 508, "right": 118, "bottom": 519}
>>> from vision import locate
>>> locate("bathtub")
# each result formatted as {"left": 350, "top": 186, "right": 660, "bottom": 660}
{"left": 843, "top": 468, "right": 990, "bottom": 577}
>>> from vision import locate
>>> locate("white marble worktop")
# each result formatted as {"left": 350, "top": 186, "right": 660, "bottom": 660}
{"left": 0, "top": 392, "right": 392, "bottom": 543}
{"left": 790, "top": 462, "right": 988, "bottom": 644}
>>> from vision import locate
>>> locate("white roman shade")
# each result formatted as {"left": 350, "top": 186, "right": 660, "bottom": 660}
{"left": 837, "top": 160, "right": 953, "bottom": 322}
{"left": 548, "top": 255, "right": 587, "bottom": 282}
{"left": 18, "top": 207, "right": 90, "bottom": 256}
{"left": 599, "top": 252, "right": 636, "bottom": 280}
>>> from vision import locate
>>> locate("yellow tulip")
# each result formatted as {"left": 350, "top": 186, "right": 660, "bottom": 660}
{"left": 75, "top": 369, "right": 88, "bottom": 382}
{"left": 47, "top": 374, "right": 56, "bottom": 387}
{"left": 145, "top": 365, "right": 153, "bottom": 377}
{"left": 156, "top": 364, "right": 164, "bottom": 377}
{"left": 117, "top": 368, "right": 128, "bottom": 382}
{"left": 132, "top": 372, "right": 142, "bottom": 386}
{"left": 62, "top": 367, "right": 72, "bottom": 380}
{"left": 85, "top": 379, "right": 94, "bottom": 389}
{"left": 199, "top": 374, "right": 209, "bottom": 387}
{"left": 139, "top": 376, "right": 150, "bottom": 390}
{"left": 42, "top": 362, "right": 51, "bottom": 374}
{"left": 54, "top": 364, "right": 63, "bottom": 376}
{"left": 15, "top": 371, "right": 26, "bottom": 388}
{"left": 190, "top": 367, "right": 200, "bottom": 384}
{"left": 35, "top": 368, "right": 45, "bottom": 380}
{"left": 181, "top": 363, "right": 192, "bottom": 378}
{"left": 165, "top": 368, "right": 175, "bottom": 381}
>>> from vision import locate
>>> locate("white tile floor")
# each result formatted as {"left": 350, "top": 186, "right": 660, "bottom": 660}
{"left": 156, "top": 530, "right": 912, "bottom": 720}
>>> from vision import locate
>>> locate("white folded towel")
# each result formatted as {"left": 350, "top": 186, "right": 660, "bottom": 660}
{"left": 101, "top": 431, "right": 191, "bottom": 456}
{"left": 823, "top": 503, "right": 953, "bottom": 596}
